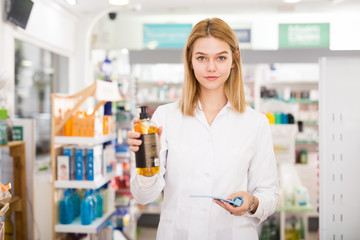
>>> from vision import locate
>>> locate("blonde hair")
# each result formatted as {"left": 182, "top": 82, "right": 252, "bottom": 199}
{"left": 179, "top": 18, "right": 246, "bottom": 116}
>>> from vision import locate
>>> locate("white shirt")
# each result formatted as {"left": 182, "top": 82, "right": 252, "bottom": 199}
{"left": 130, "top": 101, "right": 279, "bottom": 240}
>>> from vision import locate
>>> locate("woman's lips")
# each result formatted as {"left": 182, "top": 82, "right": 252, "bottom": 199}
{"left": 205, "top": 76, "right": 219, "bottom": 81}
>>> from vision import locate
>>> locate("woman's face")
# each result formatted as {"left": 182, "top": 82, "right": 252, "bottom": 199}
{"left": 191, "top": 36, "right": 233, "bottom": 93}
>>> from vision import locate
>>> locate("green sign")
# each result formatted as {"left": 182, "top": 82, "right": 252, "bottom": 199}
{"left": 143, "top": 24, "right": 192, "bottom": 49}
{"left": 279, "top": 23, "right": 330, "bottom": 48}
{"left": 12, "top": 126, "right": 23, "bottom": 141}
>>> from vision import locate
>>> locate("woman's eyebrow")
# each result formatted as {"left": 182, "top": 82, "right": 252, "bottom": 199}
{"left": 194, "top": 51, "right": 230, "bottom": 55}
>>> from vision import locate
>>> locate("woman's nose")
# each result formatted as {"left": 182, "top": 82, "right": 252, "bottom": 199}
{"left": 206, "top": 60, "right": 216, "bottom": 71}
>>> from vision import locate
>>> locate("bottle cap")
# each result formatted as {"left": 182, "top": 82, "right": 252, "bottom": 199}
{"left": 139, "top": 106, "right": 149, "bottom": 119}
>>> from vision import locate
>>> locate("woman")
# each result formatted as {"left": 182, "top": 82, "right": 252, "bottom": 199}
{"left": 128, "top": 18, "right": 279, "bottom": 240}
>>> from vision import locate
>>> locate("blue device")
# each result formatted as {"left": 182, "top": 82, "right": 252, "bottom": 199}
{"left": 190, "top": 195, "right": 243, "bottom": 207}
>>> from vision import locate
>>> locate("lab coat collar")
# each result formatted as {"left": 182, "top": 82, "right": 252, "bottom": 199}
{"left": 196, "top": 100, "right": 232, "bottom": 112}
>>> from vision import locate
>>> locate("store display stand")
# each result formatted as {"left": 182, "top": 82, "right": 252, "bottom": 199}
{"left": 319, "top": 57, "right": 360, "bottom": 238}
{"left": 50, "top": 80, "right": 121, "bottom": 239}
{"left": 0, "top": 141, "right": 28, "bottom": 240}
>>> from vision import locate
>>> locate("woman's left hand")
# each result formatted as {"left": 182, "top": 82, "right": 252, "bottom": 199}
{"left": 213, "top": 191, "right": 257, "bottom": 216}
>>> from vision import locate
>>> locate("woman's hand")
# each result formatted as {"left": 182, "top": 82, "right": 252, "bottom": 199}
{"left": 127, "top": 118, "right": 163, "bottom": 153}
{"left": 127, "top": 118, "right": 142, "bottom": 152}
{"left": 213, "top": 191, "right": 258, "bottom": 216}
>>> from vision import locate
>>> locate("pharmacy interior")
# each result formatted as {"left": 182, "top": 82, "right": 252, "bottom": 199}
{"left": 0, "top": 0, "right": 360, "bottom": 239}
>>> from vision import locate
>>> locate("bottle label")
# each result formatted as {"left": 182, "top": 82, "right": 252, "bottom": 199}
{"left": 135, "top": 133, "right": 159, "bottom": 168}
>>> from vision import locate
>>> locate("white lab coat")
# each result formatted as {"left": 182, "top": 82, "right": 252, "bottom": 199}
{"left": 130, "top": 101, "right": 279, "bottom": 240}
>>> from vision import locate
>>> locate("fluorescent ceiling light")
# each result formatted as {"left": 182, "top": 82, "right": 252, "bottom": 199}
{"left": 331, "top": 0, "right": 345, "bottom": 3}
{"left": 64, "top": 0, "right": 77, "bottom": 6}
{"left": 282, "top": 0, "right": 301, "bottom": 3}
{"left": 109, "top": 0, "right": 129, "bottom": 6}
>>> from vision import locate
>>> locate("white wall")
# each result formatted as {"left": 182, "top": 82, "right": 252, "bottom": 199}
{"left": 0, "top": 0, "right": 79, "bottom": 117}
{"left": 91, "top": 11, "right": 360, "bottom": 51}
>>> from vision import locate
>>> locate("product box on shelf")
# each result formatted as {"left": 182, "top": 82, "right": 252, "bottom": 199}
{"left": 57, "top": 155, "right": 70, "bottom": 181}
{"left": 63, "top": 145, "right": 76, "bottom": 180}
{"left": 75, "top": 147, "right": 86, "bottom": 180}
{"left": 86, "top": 144, "right": 103, "bottom": 181}
{"left": 103, "top": 144, "right": 115, "bottom": 178}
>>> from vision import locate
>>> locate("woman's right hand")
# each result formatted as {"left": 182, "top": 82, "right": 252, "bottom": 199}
{"left": 127, "top": 118, "right": 142, "bottom": 152}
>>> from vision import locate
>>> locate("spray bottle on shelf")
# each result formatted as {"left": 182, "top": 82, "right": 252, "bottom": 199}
{"left": 133, "top": 106, "right": 160, "bottom": 176}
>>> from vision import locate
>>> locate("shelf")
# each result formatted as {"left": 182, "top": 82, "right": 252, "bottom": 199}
{"left": 55, "top": 209, "right": 116, "bottom": 233}
{"left": 54, "top": 133, "right": 116, "bottom": 145}
{"left": 0, "top": 141, "right": 24, "bottom": 149}
{"left": 137, "top": 81, "right": 183, "bottom": 86}
{"left": 296, "top": 140, "right": 318, "bottom": 145}
{"left": 262, "top": 98, "right": 318, "bottom": 104}
{"left": 138, "top": 100, "right": 176, "bottom": 105}
{"left": 55, "top": 172, "right": 115, "bottom": 189}
{"left": 261, "top": 80, "right": 318, "bottom": 85}
{"left": 276, "top": 204, "right": 314, "bottom": 212}
{"left": 297, "top": 120, "right": 318, "bottom": 125}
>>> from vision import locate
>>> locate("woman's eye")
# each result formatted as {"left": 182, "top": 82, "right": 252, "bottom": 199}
{"left": 218, "top": 56, "right": 226, "bottom": 61}
{"left": 197, "top": 56, "right": 205, "bottom": 61}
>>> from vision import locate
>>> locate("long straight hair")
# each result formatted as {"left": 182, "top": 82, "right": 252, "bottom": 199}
{"left": 179, "top": 18, "right": 246, "bottom": 116}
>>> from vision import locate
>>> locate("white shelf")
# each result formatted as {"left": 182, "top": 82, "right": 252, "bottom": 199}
{"left": 54, "top": 133, "right": 116, "bottom": 145}
{"left": 55, "top": 172, "right": 115, "bottom": 189}
{"left": 55, "top": 209, "right": 116, "bottom": 233}
{"left": 261, "top": 80, "right": 318, "bottom": 85}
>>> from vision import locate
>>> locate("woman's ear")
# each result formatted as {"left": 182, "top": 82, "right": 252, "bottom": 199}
{"left": 232, "top": 51, "right": 240, "bottom": 68}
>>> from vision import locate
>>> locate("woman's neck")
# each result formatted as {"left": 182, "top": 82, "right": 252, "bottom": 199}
{"left": 199, "top": 90, "right": 227, "bottom": 126}
{"left": 199, "top": 90, "right": 227, "bottom": 112}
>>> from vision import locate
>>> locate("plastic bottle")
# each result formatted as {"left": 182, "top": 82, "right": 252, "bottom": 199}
{"left": 133, "top": 106, "right": 160, "bottom": 176}
{"left": 90, "top": 189, "right": 97, "bottom": 220}
{"left": 266, "top": 112, "right": 275, "bottom": 124}
{"left": 71, "top": 189, "right": 81, "bottom": 218}
{"left": 81, "top": 190, "right": 93, "bottom": 225}
{"left": 280, "top": 113, "right": 288, "bottom": 124}
{"left": 95, "top": 189, "right": 104, "bottom": 218}
{"left": 59, "top": 189, "right": 74, "bottom": 224}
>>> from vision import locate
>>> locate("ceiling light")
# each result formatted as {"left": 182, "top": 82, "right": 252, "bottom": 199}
{"left": 109, "top": 0, "right": 129, "bottom": 6}
{"left": 330, "top": 0, "right": 345, "bottom": 3}
{"left": 282, "top": 0, "right": 301, "bottom": 3}
{"left": 64, "top": 0, "right": 77, "bottom": 6}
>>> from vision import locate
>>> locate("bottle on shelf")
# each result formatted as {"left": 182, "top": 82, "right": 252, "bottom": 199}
{"left": 95, "top": 189, "right": 104, "bottom": 218}
{"left": 71, "top": 189, "right": 81, "bottom": 218}
{"left": 81, "top": 190, "right": 93, "bottom": 225}
{"left": 59, "top": 189, "right": 75, "bottom": 224}
{"left": 89, "top": 189, "right": 97, "bottom": 221}
{"left": 133, "top": 106, "right": 160, "bottom": 176}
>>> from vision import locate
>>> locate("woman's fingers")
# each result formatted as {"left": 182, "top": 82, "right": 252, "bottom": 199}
{"left": 158, "top": 126, "right": 163, "bottom": 137}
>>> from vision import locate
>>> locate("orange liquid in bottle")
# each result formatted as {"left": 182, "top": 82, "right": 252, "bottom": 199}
{"left": 134, "top": 106, "right": 160, "bottom": 177}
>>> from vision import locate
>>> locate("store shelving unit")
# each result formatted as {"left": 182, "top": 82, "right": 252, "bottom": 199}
{"left": 0, "top": 141, "right": 28, "bottom": 240}
{"left": 277, "top": 204, "right": 314, "bottom": 240}
{"left": 54, "top": 133, "right": 116, "bottom": 145}
{"left": 50, "top": 80, "right": 121, "bottom": 239}
{"left": 55, "top": 209, "right": 115, "bottom": 233}
{"left": 54, "top": 171, "right": 115, "bottom": 189}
